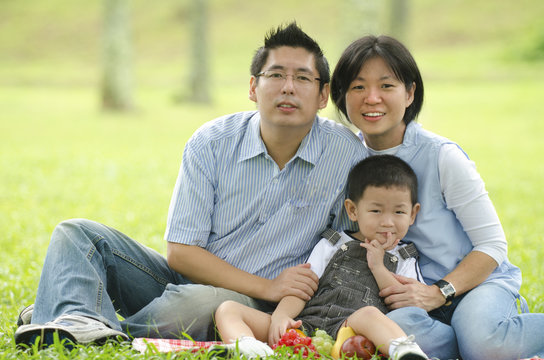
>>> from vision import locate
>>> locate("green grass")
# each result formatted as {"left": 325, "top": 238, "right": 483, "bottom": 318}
{"left": 2, "top": 0, "right": 544, "bottom": 358}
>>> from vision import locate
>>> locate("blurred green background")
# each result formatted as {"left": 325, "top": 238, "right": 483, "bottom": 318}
{"left": 1, "top": 0, "right": 544, "bottom": 339}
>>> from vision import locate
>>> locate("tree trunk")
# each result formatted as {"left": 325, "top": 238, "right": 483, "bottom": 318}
{"left": 389, "top": 0, "right": 410, "bottom": 42}
{"left": 188, "top": 0, "right": 210, "bottom": 103}
{"left": 101, "top": 0, "right": 133, "bottom": 111}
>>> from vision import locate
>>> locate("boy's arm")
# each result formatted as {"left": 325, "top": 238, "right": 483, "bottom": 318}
{"left": 268, "top": 295, "right": 307, "bottom": 345}
{"left": 360, "top": 233, "right": 403, "bottom": 290}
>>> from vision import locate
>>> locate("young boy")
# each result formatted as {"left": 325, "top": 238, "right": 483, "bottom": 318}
{"left": 214, "top": 155, "right": 427, "bottom": 359}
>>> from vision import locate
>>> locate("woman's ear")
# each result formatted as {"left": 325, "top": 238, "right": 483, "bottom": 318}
{"left": 405, "top": 82, "right": 415, "bottom": 108}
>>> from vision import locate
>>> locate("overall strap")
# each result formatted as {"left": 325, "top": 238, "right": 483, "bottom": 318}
{"left": 320, "top": 228, "right": 342, "bottom": 246}
{"left": 398, "top": 242, "right": 418, "bottom": 259}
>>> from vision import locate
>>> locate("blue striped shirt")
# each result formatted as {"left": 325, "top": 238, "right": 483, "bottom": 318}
{"left": 165, "top": 111, "right": 366, "bottom": 279}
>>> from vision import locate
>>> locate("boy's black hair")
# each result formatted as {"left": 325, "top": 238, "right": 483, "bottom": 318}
{"left": 347, "top": 155, "right": 418, "bottom": 205}
{"left": 250, "top": 22, "right": 330, "bottom": 90}
{"left": 331, "top": 35, "right": 424, "bottom": 125}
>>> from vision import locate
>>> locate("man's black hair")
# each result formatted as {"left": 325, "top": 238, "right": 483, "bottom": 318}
{"left": 250, "top": 22, "right": 330, "bottom": 90}
{"left": 347, "top": 155, "right": 418, "bottom": 205}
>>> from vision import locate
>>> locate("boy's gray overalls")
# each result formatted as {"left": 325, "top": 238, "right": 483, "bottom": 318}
{"left": 297, "top": 230, "right": 418, "bottom": 337}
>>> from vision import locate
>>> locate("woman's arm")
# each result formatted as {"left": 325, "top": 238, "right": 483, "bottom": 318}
{"left": 438, "top": 144, "right": 502, "bottom": 296}
{"left": 381, "top": 144, "right": 503, "bottom": 310}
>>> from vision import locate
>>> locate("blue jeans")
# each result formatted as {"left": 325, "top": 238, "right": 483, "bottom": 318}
{"left": 31, "top": 219, "right": 268, "bottom": 340}
{"left": 387, "top": 282, "right": 544, "bottom": 360}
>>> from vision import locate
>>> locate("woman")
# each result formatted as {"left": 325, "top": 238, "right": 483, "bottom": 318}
{"left": 330, "top": 35, "right": 544, "bottom": 360}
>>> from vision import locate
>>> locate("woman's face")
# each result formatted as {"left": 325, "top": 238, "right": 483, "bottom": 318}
{"left": 345, "top": 56, "right": 415, "bottom": 150}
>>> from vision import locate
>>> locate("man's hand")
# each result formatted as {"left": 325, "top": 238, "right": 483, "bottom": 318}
{"left": 379, "top": 274, "right": 446, "bottom": 311}
{"left": 264, "top": 263, "right": 319, "bottom": 302}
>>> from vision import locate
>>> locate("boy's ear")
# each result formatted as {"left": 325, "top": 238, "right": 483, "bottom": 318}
{"left": 410, "top": 203, "right": 421, "bottom": 225}
{"left": 344, "top": 199, "right": 358, "bottom": 222}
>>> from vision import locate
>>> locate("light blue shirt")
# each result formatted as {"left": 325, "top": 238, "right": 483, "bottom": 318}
{"left": 165, "top": 111, "right": 366, "bottom": 279}
{"left": 363, "top": 122, "right": 521, "bottom": 293}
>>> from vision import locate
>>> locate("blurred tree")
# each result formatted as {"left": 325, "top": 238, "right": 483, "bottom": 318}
{"left": 341, "top": 0, "right": 381, "bottom": 44}
{"left": 186, "top": 0, "right": 211, "bottom": 103}
{"left": 389, "top": 0, "right": 410, "bottom": 42}
{"left": 101, "top": 0, "right": 134, "bottom": 111}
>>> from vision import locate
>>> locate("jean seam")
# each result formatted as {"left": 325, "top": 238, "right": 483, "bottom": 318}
{"left": 83, "top": 227, "right": 171, "bottom": 287}
{"left": 96, "top": 280, "right": 103, "bottom": 313}
{"left": 111, "top": 248, "right": 170, "bottom": 286}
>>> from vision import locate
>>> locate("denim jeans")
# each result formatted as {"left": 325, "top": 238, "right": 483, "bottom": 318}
{"left": 31, "top": 219, "right": 267, "bottom": 340}
{"left": 387, "top": 282, "right": 544, "bottom": 360}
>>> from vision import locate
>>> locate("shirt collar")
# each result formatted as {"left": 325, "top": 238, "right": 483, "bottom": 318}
{"left": 238, "top": 113, "right": 322, "bottom": 166}
{"left": 359, "top": 121, "right": 420, "bottom": 152}
{"left": 239, "top": 113, "right": 266, "bottom": 162}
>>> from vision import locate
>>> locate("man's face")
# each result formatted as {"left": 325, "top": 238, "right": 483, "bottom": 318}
{"left": 249, "top": 46, "right": 329, "bottom": 137}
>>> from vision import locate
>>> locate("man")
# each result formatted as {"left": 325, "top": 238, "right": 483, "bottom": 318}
{"left": 15, "top": 22, "right": 366, "bottom": 346}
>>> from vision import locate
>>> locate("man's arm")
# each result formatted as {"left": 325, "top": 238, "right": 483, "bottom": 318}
{"left": 167, "top": 242, "right": 319, "bottom": 302}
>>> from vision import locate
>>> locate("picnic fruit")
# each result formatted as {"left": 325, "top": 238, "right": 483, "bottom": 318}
{"left": 331, "top": 325, "right": 356, "bottom": 359}
{"left": 340, "top": 335, "right": 376, "bottom": 360}
{"left": 291, "top": 328, "right": 307, "bottom": 337}
{"left": 311, "top": 329, "right": 334, "bottom": 355}
{"left": 272, "top": 329, "right": 317, "bottom": 357}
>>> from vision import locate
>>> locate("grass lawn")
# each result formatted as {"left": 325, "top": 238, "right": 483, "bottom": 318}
{"left": 2, "top": 64, "right": 544, "bottom": 360}
{"left": 2, "top": 1, "right": 544, "bottom": 358}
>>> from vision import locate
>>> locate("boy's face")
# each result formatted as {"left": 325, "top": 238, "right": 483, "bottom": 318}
{"left": 345, "top": 185, "right": 420, "bottom": 249}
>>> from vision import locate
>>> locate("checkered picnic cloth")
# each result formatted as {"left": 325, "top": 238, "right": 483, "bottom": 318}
{"left": 132, "top": 337, "right": 224, "bottom": 353}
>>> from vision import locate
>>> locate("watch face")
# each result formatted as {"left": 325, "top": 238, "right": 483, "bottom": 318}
{"left": 442, "top": 283, "right": 455, "bottom": 297}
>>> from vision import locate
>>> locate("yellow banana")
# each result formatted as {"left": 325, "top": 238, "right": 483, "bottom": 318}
{"left": 331, "top": 325, "right": 356, "bottom": 359}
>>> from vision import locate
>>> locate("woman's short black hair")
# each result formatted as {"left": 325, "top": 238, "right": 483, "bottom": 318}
{"left": 331, "top": 35, "right": 424, "bottom": 125}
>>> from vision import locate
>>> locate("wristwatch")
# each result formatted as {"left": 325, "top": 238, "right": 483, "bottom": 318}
{"left": 433, "top": 280, "right": 456, "bottom": 306}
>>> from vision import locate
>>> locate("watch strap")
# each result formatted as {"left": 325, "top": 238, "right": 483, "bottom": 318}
{"left": 433, "top": 279, "right": 455, "bottom": 305}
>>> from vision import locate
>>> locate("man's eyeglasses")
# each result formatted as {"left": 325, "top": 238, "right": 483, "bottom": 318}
{"left": 256, "top": 70, "right": 321, "bottom": 87}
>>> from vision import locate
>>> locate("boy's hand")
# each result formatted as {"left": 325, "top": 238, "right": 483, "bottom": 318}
{"left": 268, "top": 315, "right": 302, "bottom": 345}
{"left": 360, "top": 232, "right": 396, "bottom": 270}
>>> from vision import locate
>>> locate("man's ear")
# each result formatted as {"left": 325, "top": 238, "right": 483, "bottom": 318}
{"left": 249, "top": 76, "right": 258, "bottom": 103}
{"left": 318, "top": 83, "right": 330, "bottom": 110}
{"left": 344, "top": 199, "right": 358, "bottom": 222}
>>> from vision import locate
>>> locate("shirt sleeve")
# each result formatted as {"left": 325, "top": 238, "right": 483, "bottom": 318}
{"left": 395, "top": 257, "right": 425, "bottom": 283}
{"left": 164, "top": 134, "right": 215, "bottom": 247}
{"left": 306, "top": 238, "right": 339, "bottom": 278}
{"left": 438, "top": 144, "right": 507, "bottom": 265}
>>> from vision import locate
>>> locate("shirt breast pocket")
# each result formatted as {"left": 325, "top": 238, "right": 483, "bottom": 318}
{"left": 289, "top": 180, "right": 339, "bottom": 210}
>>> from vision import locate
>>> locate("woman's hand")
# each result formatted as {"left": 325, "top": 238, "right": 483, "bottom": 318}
{"left": 379, "top": 274, "right": 446, "bottom": 311}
